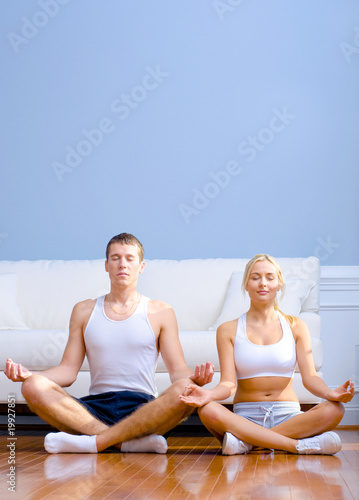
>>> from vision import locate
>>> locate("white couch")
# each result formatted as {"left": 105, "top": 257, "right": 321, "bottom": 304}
{"left": 0, "top": 257, "right": 323, "bottom": 405}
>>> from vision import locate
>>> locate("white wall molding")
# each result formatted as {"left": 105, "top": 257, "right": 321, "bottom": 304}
{"left": 320, "top": 266, "right": 359, "bottom": 292}
{"left": 320, "top": 304, "right": 359, "bottom": 311}
{"left": 319, "top": 266, "right": 359, "bottom": 425}
{"left": 320, "top": 266, "right": 359, "bottom": 311}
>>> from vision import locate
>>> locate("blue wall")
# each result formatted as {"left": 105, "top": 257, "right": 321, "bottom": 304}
{"left": 1, "top": 1, "right": 358, "bottom": 263}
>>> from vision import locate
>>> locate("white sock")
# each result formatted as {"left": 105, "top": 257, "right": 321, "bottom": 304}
{"left": 120, "top": 434, "right": 167, "bottom": 454}
{"left": 44, "top": 432, "right": 98, "bottom": 454}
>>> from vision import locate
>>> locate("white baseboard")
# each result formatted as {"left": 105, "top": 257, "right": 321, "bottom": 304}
{"left": 339, "top": 406, "right": 359, "bottom": 426}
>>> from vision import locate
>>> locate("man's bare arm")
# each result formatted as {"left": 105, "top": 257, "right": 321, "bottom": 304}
{"left": 151, "top": 301, "right": 214, "bottom": 385}
{"left": 4, "top": 299, "right": 93, "bottom": 387}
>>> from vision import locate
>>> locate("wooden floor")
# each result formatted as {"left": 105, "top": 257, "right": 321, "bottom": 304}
{"left": 0, "top": 429, "right": 358, "bottom": 499}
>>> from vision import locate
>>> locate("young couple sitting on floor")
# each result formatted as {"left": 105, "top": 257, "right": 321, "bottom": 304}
{"left": 5, "top": 233, "right": 355, "bottom": 455}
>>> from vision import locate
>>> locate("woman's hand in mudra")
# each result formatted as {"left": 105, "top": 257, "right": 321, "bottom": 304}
{"left": 179, "top": 384, "right": 212, "bottom": 407}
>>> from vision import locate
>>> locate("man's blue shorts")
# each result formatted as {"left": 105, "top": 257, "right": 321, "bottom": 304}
{"left": 76, "top": 390, "right": 155, "bottom": 426}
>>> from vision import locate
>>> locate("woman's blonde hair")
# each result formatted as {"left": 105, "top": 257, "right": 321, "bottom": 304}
{"left": 242, "top": 254, "right": 297, "bottom": 327}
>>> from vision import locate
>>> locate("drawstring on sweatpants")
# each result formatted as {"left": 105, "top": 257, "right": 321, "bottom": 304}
{"left": 261, "top": 405, "right": 274, "bottom": 428}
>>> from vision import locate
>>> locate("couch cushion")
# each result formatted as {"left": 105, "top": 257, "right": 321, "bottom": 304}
{"left": 277, "top": 257, "right": 320, "bottom": 312}
{"left": 0, "top": 260, "right": 110, "bottom": 330}
{"left": 210, "top": 270, "right": 316, "bottom": 330}
{"left": 139, "top": 257, "right": 319, "bottom": 331}
{"left": 138, "top": 259, "right": 244, "bottom": 331}
{"left": 0, "top": 329, "right": 89, "bottom": 371}
{"left": 0, "top": 274, "right": 29, "bottom": 330}
{"left": 157, "top": 330, "right": 219, "bottom": 372}
{"left": 0, "top": 257, "right": 319, "bottom": 331}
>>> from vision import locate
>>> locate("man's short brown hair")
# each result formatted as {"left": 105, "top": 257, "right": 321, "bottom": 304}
{"left": 106, "top": 233, "right": 144, "bottom": 262}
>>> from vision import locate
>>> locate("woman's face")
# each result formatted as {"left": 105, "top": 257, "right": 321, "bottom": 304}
{"left": 245, "top": 260, "right": 280, "bottom": 304}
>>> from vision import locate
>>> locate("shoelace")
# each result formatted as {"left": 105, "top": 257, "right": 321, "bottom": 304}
{"left": 299, "top": 437, "right": 320, "bottom": 451}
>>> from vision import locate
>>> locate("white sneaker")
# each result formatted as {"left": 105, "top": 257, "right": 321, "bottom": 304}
{"left": 222, "top": 432, "right": 253, "bottom": 455}
{"left": 296, "top": 431, "right": 342, "bottom": 455}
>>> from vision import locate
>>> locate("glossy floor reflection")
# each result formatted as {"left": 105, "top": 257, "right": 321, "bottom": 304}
{"left": 0, "top": 429, "right": 358, "bottom": 499}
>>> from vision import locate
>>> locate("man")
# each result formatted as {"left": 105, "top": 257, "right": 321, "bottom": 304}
{"left": 5, "top": 233, "right": 214, "bottom": 454}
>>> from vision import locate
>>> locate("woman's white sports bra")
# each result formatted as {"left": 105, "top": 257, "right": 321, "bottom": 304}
{"left": 234, "top": 311, "right": 296, "bottom": 380}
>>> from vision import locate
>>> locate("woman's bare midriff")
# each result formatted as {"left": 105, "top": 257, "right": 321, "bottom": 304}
{"left": 234, "top": 376, "right": 299, "bottom": 404}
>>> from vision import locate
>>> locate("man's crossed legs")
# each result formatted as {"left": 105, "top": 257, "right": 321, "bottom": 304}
{"left": 21, "top": 374, "right": 194, "bottom": 454}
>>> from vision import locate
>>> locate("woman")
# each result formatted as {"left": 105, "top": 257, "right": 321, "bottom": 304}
{"left": 180, "top": 254, "right": 354, "bottom": 455}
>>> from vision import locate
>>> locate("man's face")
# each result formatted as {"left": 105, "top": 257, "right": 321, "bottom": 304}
{"left": 105, "top": 243, "right": 145, "bottom": 287}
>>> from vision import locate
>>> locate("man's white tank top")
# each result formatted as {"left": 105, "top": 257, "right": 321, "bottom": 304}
{"left": 84, "top": 295, "right": 158, "bottom": 397}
